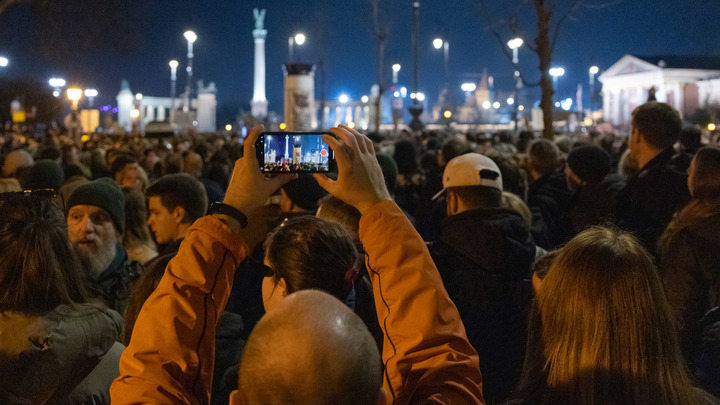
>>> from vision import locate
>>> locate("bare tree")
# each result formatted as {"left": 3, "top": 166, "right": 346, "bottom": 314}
{"left": 482, "top": 0, "right": 619, "bottom": 139}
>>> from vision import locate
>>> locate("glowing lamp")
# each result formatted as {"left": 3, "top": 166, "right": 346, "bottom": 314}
{"left": 67, "top": 88, "right": 82, "bottom": 102}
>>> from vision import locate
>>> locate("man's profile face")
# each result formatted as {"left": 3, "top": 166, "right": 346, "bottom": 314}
{"left": 147, "top": 196, "right": 178, "bottom": 244}
{"left": 67, "top": 204, "right": 118, "bottom": 275}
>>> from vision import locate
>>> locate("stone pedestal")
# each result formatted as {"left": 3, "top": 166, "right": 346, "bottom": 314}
{"left": 283, "top": 63, "right": 316, "bottom": 131}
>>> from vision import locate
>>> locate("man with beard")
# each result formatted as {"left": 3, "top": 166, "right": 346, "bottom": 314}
{"left": 66, "top": 178, "right": 143, "bottom": 313}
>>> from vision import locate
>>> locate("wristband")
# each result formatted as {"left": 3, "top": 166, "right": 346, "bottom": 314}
{"left": 209, "top": 202, "right": 248, "bottom": 228}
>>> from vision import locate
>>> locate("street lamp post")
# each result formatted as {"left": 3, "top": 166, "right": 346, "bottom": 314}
{"left": 49, "top": 78, "right": 66, "bottom": 98}
{"left": 392, "top": 63, "right": 401, "bottom": 84}
{"left": 507, "top": 37, "right": 523, "bottom": 131}
{"left": 408, "top": 1, "right": 423, "bottom": 132}
{"left": 288, "top": 33, "right": 305, "bottom": 62}
{"left": 67, "top": 88, "right": 83, "bottom": 144}
{"left": 433, "top": 37, "right": 450, "bottom": 112}
{"left": 549, "top": 67, "right": 565, "bottom": 104}
{"left": 84, "top": 89, "right": 98, "bottom": 107}
{"left": 169, "top": 59, "right": 179, "bottom": 125}
{"left": 67, "top": 88, "right": 82, "bottom": 111}
{"left": 589, "top": 65, "right": 599, "bottom": 116}
{"left": 432, "top": 38, "right": 449, "bottom": 83}
{"left": 183, "top": 30, "right": 197, "bottom": 113}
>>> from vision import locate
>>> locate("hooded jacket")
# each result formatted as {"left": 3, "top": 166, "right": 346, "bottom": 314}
{"left": 429, "top": 207, "right": 536, "bottom": 403}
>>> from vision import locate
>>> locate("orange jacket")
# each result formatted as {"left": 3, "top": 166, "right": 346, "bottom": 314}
{"left": 111, "top": 217, "right": 247, "bottom": 404}
{"left": 111, "top": 201, "right": 484, "bottom": 404}
{"left": 361, "top": 201, "right": 484, "bottom": 404}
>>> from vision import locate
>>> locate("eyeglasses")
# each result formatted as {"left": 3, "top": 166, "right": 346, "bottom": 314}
{"left": 261, "top": 263, "right": 274, "bottom": 278}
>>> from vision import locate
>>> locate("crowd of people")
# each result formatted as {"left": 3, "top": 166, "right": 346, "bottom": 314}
{"left": 0, "top": 101, "right": 719, "bottom": 404}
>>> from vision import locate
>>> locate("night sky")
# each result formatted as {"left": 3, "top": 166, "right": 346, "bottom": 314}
{"left": 1, "top": 0, "right": 719, "bottom": 126}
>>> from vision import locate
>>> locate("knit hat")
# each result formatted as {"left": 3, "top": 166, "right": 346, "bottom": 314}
{"left": 19, "top": 160, "right": 65, "bottom": 191}
{"left": 282, "top": 174, "right": 328, "bottom": 212}
{"left": 433, "top": 153, "right": 503, "bottom": 200}
{"left": 2, "top": 149, "right": 34, "bottom": 177}
{"left": 66, "top": 178, "right": 125, "bottom": 232}
{"left": 566, "top": 145, "right": 611, "bottom": 184}
{"left": 376, "top": 153, "right": 398, "bottom": 196}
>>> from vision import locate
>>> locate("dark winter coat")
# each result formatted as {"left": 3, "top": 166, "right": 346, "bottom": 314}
{"left": 615, "top": 148, "right": 690, "bottom": 254}
{"left": 527, "top": 172, "right": 573, "bottom": 249}
{"left": 0, "top": 303, "right": 123, "bottom": 404}
{"left": 429, "top": 207, "right": 536, "bottom": 404}
{"left": 93, "top": 244, "right": 144, "bottom": 314}
{"left": 659, "top": 208, "right": 720, "bottom": 396}
{"left": 567, "top": 173, "right": 625, "bottom": 234}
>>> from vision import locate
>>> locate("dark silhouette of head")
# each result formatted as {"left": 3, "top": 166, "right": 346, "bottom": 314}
{"left": 631, "top": 102, "right": 682, "bottom": 151}
{"left": 0, "top": 191, "right": 88, "bottom": 314}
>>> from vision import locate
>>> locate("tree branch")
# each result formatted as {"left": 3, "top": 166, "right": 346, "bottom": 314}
{"left": 549, "top": 0, "right": 584, "bottom": 52}
{"left": 480, "top": 0, "right": 540, "bottom": 87}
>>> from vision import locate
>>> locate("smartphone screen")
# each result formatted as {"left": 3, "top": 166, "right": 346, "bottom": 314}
{"left": 256, "top": 132, "right": 335, "bottom": 173}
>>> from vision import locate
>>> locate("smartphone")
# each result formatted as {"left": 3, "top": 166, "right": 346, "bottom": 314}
{"left": 256, "top": 131, "right": 335, "bottom": 173}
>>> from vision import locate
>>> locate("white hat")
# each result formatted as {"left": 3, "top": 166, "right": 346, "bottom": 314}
{"left": 432, "top": 153, "right": 502, "bottom": 200}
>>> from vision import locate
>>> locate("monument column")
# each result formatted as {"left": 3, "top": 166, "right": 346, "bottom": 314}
{"left": 251, "top": 8, "right": 269, "bottom": 118}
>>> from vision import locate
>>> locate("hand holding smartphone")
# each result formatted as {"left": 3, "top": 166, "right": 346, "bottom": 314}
{"left": 256, "top": 132, "right": 336, "bottom": 173}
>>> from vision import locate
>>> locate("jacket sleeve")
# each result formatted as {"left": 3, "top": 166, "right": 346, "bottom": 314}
{"left": 110, "top": 216, "right": 249, "bottom": 405}
{"left": 359, "top": 201, "right": 485, "bottom": 405}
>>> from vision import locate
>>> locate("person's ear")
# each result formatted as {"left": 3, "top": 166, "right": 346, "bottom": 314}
{"left": 631, "top": 127, "right": 643, "bottom": 146}
{"left": 229, "top": 390, "right": 243, "bottom": 405}
{"left": 447, "top": 191, "right": 458, "bottom": 216}
{"left": 172, "top": 206, "right": 186, "bottom": 224}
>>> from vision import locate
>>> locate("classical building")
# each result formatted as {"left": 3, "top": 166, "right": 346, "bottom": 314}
{"left": 599, "top": 54, "right": 720, "bottom": 128}
{"left": 116, "top": 80, "right": 217, "bottom": 133}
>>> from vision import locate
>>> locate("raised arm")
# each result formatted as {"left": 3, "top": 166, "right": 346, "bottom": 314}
{"left": 315, "top": 127, "right": 484, "bottom": 405}
{"left": 110, "top": 126, "right": 296, "bottom": 404}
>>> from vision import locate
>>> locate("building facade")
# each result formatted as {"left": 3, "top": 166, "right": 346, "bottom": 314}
{"left": 599, "top": 55, "right": 720, "bottom": 128}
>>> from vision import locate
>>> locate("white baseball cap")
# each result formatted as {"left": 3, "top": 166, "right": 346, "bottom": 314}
{"left": 432, "top": 153, "right": 503, "bottom": 200}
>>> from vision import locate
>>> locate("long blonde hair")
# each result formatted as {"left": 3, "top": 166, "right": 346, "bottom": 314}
{"left": 514, "top": 226, "right": 715, "bottom": 405}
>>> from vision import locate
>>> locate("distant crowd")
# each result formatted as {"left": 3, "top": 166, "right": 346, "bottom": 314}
{"left": 1, "top": 101, "right": 720, "bottom": 405}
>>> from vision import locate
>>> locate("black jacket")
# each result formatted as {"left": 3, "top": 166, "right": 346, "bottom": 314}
{"left": 567, "top": 174, "right": 625, "bottom": 234}
{"left": 615, "top": 148, "right": 690, "bottom": 253}
{"left": 429, "top": 208, "right": 536, "bottom": 404}
{"left": 528, "top": 172, "right": 573, "bottom": 249}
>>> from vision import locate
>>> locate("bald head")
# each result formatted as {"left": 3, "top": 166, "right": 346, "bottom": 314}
{"left": 237, "top": 290, "right": 382, "bottom": 405}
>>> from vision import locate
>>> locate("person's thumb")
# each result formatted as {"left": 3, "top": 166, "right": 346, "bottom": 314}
{"left": 313, "top": 173, "right": 336, "bottom": 193}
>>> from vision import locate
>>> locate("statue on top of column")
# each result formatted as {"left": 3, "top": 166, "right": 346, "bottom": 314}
{"left": 253, "top": 8, "right": 266, "bottom": 30}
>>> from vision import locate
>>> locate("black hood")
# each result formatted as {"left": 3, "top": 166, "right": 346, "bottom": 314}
{"left": 439, "top": 208, "right": 537, "bottom": 278}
